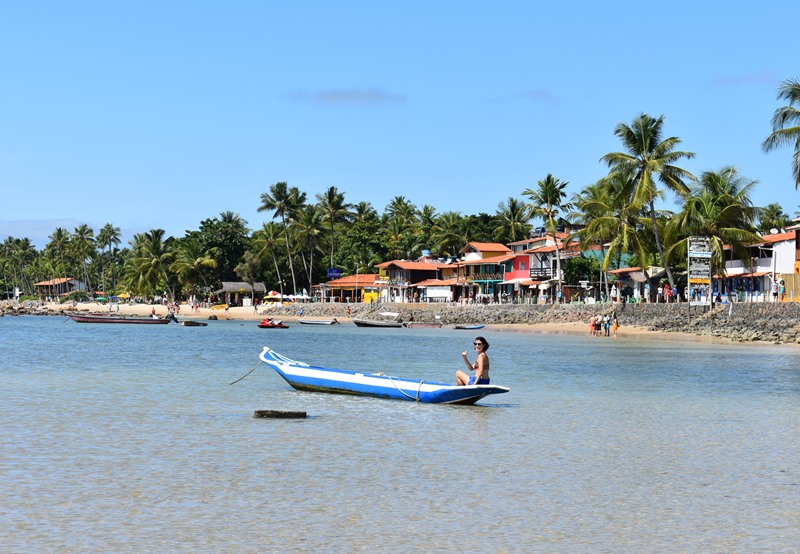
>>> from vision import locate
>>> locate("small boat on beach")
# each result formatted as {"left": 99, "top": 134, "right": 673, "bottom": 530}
{"left": 352, "top": 311, "right": 405, "bottom": 328}
{"left": 298, "top": 318, "right": 340, "bottom": 325}
{"left": 69, "top": 313, "right": 171, "bottom": 324}
{"left": 259, "top": 346, "right": 509, "bottom": 405}
{"left": 454, "top": 324, "right": 486, "bottom": 330}
{"left": 258, "top": 318, "right": 289, "bottom": 329}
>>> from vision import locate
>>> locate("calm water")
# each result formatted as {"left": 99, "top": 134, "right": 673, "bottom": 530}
{"left": 1, "top": 315, "right": 798, "bottom": 553}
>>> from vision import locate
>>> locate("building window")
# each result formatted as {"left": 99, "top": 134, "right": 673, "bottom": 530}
{"left": 520, "top": 262, "right": 526, "bottom": 271}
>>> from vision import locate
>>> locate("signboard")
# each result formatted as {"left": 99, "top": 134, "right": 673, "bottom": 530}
{"left": 327, "top": 268, "right": 342, "bottom": 279}
{"left": 687, "top": 236, "right": 711, "bottom": 285}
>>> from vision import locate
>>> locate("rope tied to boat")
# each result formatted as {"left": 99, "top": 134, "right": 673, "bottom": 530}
{"left": 229, "top": 361, "right": 262, "bottom": 385}
{"left": 385, "top": 375, "right": 424, "bottom": 402}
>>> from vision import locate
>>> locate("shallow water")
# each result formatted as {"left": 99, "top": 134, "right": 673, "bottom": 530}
{"left": 1, "top": 316, "right": 799, "bottom": 552}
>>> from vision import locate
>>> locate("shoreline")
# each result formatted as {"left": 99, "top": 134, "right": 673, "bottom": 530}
{"left": 3, "top": 300, "right": 760, "bottom": 346}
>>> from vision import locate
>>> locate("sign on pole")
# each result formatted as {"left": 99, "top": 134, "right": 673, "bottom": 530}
{"left": 688, "top": 236, "right": 711, "bottom": 306}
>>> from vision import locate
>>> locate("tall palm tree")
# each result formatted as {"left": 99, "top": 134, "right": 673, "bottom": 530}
{"left": 523, "top": 174, "right": 573, "bottom": 298}
{"left": 601, "top": 113, "right": 695, "bottom": 288}
{"left": 316, "top": 186, "right": 352, "bottom": 269}
{"left": 258, "top": 182, "right": 306, "bottom": 295}
{"left": 576, "top": 171, "right": 655, "bottom": 274}
{"left": 293, "top": 204, "right": 324, "bottom": 290}
{"left": 70, "top": 224, "right": 96, "bottom": 294}
{"left": 253, "top": 222, "right": 286, "bottom": 296}
{"left": 763, "top": 78, "right": 800, "bottom": 189}
{"left": 494, "top": 197, "right": 532, "bottom": 243}
{"left": 97, "top": 223, "right": 121, "bottom": 294}
{"left": 47, "top": 227, "right": 71, "bottom": 279}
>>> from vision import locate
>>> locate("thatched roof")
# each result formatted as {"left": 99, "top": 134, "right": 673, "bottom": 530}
{"left": 215, "top": 282, "right": 267, "bottom": 294}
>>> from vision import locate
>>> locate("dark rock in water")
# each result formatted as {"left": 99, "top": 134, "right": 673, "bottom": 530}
{"left": 208, "top": 315, "right": 218, "bottom": 320}
{"left": 254, "top": 410, "right": 306, "bottom": 419}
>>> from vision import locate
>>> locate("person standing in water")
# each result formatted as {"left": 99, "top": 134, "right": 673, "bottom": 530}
{"left": 456, "top": 336, "right": 490, "bottom": 386}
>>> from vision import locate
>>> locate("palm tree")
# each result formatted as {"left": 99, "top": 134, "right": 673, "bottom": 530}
{"left": 46, "top": 227, "right": 71, "bottom": 280}
{"left": 316, "top": 186, "right": 352, "bottom": 269}
{"left": 70, "top": 224, "right": 96, "bottom": 294}
{"left": 258, "top": 182, "right": 306, "bottom": 295}
{"left": 667, "top": 167, "right": 762, "bottom": 283}
{"left": 494, "top": 197, "right": 532, "bottom": 243}
{"left": 253, "top": 222, "right": 286, "bottom": 296}
{"left": 757, "top": 203, "right": 792, "bottom": 234}
{"left": 523, "top": 174, "right": 573, "bottom": 299}
{"left": 97, "top": 223, "right": 121, "bottom": 294}
{"left": 763, "top": 78, "right": 800, "bottom": 189}
{"left": 431, "top": 211, "right": 467, "bottom": 257}
{"left": 601, "top": 113, "right": 695, "bottom": 288}
{"left": 170, "top": 238, "right": 219, "bottom": 296}
{"left": 131, "top": 229, "right": 175, "bottom": 299}
{"left": 293, "top": 204, "right": 324, "bottom": 290}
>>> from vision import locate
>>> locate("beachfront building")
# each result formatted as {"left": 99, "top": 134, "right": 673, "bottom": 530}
{"left": 717, "top": 228, "right": 800, "bottom": 302}
{"left": 455, "top": 242, "right": 513, "bottom": 303}
{"left": 317, "top": 273, "right": 381, "bottom": 303}
{"left": 214, "top": 281, "right": 266, "bottom": 307}
{"left": 33, "top": 277, "right": 86, "bottom": 300}
{"left": 376, "top": 260, "right": 445, "bottom": 303}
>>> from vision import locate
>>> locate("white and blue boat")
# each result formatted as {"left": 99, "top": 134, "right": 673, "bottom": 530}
{"left": 259, "top": 347, "right": 509, "bottom": 405}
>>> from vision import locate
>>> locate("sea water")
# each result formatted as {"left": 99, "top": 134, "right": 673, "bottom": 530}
{"left": 1, "top": 316, "right": 798, "bottom": 552}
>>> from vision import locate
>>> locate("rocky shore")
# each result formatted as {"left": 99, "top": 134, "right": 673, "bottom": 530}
{"left": 4, "top": 300, "right": 800, "bottom": 344}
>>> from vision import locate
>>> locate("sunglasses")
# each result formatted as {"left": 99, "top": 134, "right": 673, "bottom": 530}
{"left": 473, "top": 342, "right": 483, "bottom": 346}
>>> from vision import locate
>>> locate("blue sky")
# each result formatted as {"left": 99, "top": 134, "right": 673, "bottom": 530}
{"left": 1, "top": 1, "right": 798, "bottom": 249}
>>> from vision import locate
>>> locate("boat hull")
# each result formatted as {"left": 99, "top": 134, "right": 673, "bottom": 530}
{"left": 298, "top": 319, "right": 339, "bottom": 325}
{"left": 69, "top": 314, "right": 170, "bottom": 324}
{"left": 352, "top": 318, "right": 405, "bottom": 328}
{"left": 406, "top": 322, "right": 443, "bottom": 328}
{"left": 454, "top": 324, "right": 486, "bottom": 330}
{"left": 259, "top": 347, "right": 509, "bottom": 405}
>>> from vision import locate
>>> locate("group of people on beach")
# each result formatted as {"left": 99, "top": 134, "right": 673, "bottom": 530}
{"left": 589, "top": 313, "right": 618, "bottom": 337}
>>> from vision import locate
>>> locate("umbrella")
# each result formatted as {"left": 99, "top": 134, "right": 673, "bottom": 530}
{"left": 266, "top": 291, "right": 282, "bottom": 299}
{"left": 117, "top": 292, "right": 130, "bottom": 299}
{"left": 95, "top": 296, "right": 107, "bottom": 301}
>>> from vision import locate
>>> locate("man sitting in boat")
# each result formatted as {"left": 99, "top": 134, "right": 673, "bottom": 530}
{"left": 456, "top": 336, "right": 490, "bottom": 386}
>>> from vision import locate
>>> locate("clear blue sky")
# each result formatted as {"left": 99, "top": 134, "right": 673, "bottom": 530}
{"left": 1, "top": 1, "right": 798, "bottom": 249}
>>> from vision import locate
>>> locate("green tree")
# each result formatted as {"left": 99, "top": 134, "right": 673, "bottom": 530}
{"left": 70, "top": 224, "right": 96, "bottom": 294}
{"left": 97, "top": 223, "right": 121, "bottom": 294}
{"left": 763, "top": 78, "right": 800, "bottom": 189}
{"left": 170, "top": 237, "right": 219, "bottom": 296}
{"left": 494, "top": 197, "right": 532, "bottom": 244}
{"left": 258, "top": 182, "right": 306, "bottom": 295}
{"left": 129, "top": 229, "right": 175, "bottom": 299}
{"left": 524, "top": 174, "right": 573, "bottom": 298}
{"left": 667, "top": 167, "right": 762, "bottom": 280}
{"left": 252, "top": 222, "right": 286, "bottom": 296}
{"left": 757, "top": 202, "right": 792, "bottom": 234}
{"left": 601, "top": 114, "right": 695, "bottom": 288}
{"left": 317, "top": 186, "right": 352, "bottom": 269}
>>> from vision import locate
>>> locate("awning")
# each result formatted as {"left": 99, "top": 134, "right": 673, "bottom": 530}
{"left": 500, "top": 277, "right": 529, "bottom": 285}
{"left": 726, "top": 271, "right": 770, "bottom": 278}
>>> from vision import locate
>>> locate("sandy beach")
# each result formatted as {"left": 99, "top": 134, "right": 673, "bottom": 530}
{"left": 59, "top": 301, "right": 742, "bottom": 344}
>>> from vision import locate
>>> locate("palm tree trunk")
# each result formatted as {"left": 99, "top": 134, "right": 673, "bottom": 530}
{"left": 649, "top": 201, "right": 676, "bottom": 288}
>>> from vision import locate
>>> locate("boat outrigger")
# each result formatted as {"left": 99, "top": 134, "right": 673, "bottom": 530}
{"left": 259, "top": 347, "right": 509, "bottom": 405}
{"left": 69, "top": 313, "right": 171, "bottom": 324}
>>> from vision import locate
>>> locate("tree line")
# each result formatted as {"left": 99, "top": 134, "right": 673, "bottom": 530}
{"left": 3, "top": 79, "right": 799, "bottom": 301}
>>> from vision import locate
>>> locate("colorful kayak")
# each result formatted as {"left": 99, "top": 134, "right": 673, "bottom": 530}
{"left": 259, "top": 346, "right": 509, "bottom": 405}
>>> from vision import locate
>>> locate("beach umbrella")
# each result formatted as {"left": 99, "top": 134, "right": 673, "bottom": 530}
{"left": 95, "top": 296, "right": 107, "bottom": 301}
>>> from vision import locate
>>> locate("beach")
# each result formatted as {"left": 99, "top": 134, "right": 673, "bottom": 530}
{"left": 18, "top": 300, "right": 742, "bottom": 344}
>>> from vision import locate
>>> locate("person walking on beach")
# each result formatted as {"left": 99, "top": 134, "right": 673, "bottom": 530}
{"left": 456, "top": 337, "right": 490, "bottom": 386}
